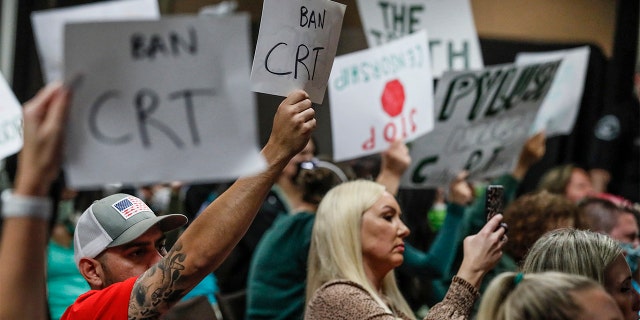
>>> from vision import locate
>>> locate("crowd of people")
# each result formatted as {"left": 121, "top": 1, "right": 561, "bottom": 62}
{"left": 0, "top": 3, "right": 639, "bottom": 317}
{"left": 0, "top": 77, "right": 638, "bottom": 320}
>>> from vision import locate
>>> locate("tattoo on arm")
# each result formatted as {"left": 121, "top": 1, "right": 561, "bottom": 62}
{"left": 128, "top": 242, "right": 188, "bottom": 320}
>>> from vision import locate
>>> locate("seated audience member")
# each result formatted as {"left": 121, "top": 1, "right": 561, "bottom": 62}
{"left": 477, "top": 271, "right": 623, "bottom": 320}
{"left": 304, "top": 180, "right": 507, "bottom": 319}
{"left": 536, "top": 164, "right": 595, "bottom": 203}
{"left": 248, "top": 140, "right": 472, "bottom": 319}
{"left": 0, "top": 83, "right": 70, "bottom": 320}
{"left": 521, "top": 228, "right": 640, "bottom": 320}
{"left": 502, "top": 190, "right": 580, "bottom": 264}
{"left": 579, "top": 195, "right": 640, "bottom": 293}
{"left": 62, "top": 90, "right": 316, "bottom": 319}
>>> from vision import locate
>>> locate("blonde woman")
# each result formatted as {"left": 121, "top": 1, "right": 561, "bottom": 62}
{"left": 522, "top": 228, "right": 640, "bottom": 320}
{"left": 477, "top": 272, "right": 623, "bottom": 320}
{"left": 305, "top": 180, "right": 506, "bottom": 319}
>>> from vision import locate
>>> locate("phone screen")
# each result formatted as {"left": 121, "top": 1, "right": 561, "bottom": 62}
{"left": 485, "top": 185, "right": 504, "bottom": 221}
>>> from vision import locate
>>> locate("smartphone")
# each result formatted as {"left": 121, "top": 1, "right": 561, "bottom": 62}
{"left": 485, "top": 185, "right": 504, "bottom": 221}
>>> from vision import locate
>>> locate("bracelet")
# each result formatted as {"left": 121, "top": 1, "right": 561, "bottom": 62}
{"left": 1, "top": 189, "right": 53, "bottom": 220}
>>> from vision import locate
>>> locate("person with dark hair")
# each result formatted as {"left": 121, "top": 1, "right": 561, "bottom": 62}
{"left": 503, "top": 190, "right": 581, "bottom": 263}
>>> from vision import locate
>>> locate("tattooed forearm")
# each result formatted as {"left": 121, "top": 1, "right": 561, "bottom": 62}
{"left": 128, "top": 242, "right": 188, "bottom": 320}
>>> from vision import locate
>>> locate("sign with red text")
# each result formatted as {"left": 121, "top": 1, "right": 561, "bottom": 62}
{"left": 63, "top": 15, "right": 266, "bottom": 189}
{"left": 329, "top": 30, "right": 434, "bottom": 162}
{"left": 402, "top": 59, "right": 562, "bottom": 188}
{"left": 516, "top": 46, "right": 590, "bottom": 137}
{"left": 356, "top": 0, "right": 483, "bottom": 78}
{"left": 0, "top": 72, "right": 22, "bottom": 160}
{"left": 31, "top": 0, "right": 159, "bottom": 83}
{"left": 251, "top": 0, "right": 346, "bottom": 104}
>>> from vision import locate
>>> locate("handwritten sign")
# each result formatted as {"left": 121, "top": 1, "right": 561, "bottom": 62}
{"left": 402, "top": 60, "right": 562, "bottom": 188}
{"left": 251, "top": 0, "right": 346, "bottom": 104}
{"left": 356, "top": 0, "right": 483, "bottom": 78}
{"left": 516, "top": 46, "right": 590, "bottom": 137}
{"left": 0, "top": 72, "right": 22, "bottom": 161}
{"left": 31, "top": 0, "right": 159, "bottom": 83}
{"left": 329, "top": 30, "right": 434, "bottom": 162}
{"left": 63, "top": 15, "right": 266, "bottom": 189}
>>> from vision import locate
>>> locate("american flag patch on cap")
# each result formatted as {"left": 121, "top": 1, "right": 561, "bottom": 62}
{"left": 112, "top": 196, "right": 151, "bottom": 219}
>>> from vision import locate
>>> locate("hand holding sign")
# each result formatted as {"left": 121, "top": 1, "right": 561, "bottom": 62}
{"left": 251, "top": 0, "right": 346, "bottom": 103}
{"left": 264, "top": 90, "right": 317, "bottom": 162}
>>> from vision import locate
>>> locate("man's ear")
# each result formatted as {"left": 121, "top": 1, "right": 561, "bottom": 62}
{"left": 78, "top": 257, "right": 104, "bottom": 289}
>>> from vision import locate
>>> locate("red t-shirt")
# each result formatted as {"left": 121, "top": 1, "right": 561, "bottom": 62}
{"left": 61, "top": 276, "right": 137, "bottom": 320}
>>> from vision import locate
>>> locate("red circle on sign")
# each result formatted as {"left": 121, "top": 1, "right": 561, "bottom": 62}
{"left": 381, "top": 79, "right": 405, "bottom": 118}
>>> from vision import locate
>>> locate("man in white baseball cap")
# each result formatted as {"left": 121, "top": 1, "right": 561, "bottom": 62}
{"left": 62, "top": 90, "right": 316, "bottom": 319}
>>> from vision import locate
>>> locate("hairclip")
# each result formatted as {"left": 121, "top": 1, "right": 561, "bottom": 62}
{"left": 514, "top": 272, "right": 524, "bottom": 286}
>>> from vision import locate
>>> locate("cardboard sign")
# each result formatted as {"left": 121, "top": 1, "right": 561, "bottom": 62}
{"left": 516, "top": 46, "right": 590, "bottom": 137}
{"left": 402, "top": 60, "right": 562, "bottom": 188}
{"left": 251, "top": 0, "right": 346, "bottom": 104}
{"left": 31, "top": 0, "right": 159, "bottom": 83}
{"left": 329, "top": 30, "right": 434, "bottom": 162}
{"left": 63, "top": 15, "right": 266, "bottom": 189}
{"left": 0, "top": 72, "right": 22, "bottom": 161}
{"left": 356, "top": 0, "right": 483, "bottom": 78}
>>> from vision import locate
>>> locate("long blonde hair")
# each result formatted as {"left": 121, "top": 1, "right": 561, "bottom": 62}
{"left": 521, "top": 228, "right": 622, "bottom": 285}
{"left": 306, "top": 180, "right": 414, "bottom": 317}
{"left": 477, "top": 271, "right": 604, "bottom": 320}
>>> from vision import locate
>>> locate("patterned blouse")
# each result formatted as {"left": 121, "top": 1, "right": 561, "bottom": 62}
{"left": 305, "top": 276, "right": 479, "bottom": 320}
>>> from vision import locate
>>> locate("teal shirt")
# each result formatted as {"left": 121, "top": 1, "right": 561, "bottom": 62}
{"left": 402, "top": 203, "right": 466, "bottom": 278}
{"left": 247, "top": 212, "right": 315, "bottom": 320}
{"left": 47, "top": 241, "right": 90, "bottom": 320}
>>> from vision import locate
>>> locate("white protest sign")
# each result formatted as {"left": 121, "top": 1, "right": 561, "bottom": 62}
{"left": 329, "top": 30, "right": 434, "bottom": 162}
{"left": 356, "top": 0, "right": 483, "bottom": 78}
{"left": 402, "top": 60, "right": 562, "bottom": 188}
{"left": 31, "top": 0, "right": 159, "bottom": 83}
{"left": 251, "top": 0, "right": 346, "bottom": 104}
{"left": 63, "top": 15, "right": 266, "bottom": 189}
{"left": 0, "top": 72, "right": 22, "bottom": 160}
{"left": 516, "top": 46, "right": 590, "bottom": 137}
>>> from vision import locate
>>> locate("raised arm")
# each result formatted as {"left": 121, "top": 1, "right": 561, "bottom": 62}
{"left": 0, "top": 83, "right": 70, "bottom": 319}
{"left": 426, "top": 214, "right": 506, "bottom": 320}
{"left": 128, "top": 90, "right": 316, "bottom": 318}
{"left": 403, "top": 171, "right": 474, "bottom": 277}
{"left": 375, "top": 139, "right": 411, "bottom": 196}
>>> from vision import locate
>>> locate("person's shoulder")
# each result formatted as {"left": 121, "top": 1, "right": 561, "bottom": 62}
{"left": 306, "top": 280, "right": 390, "bottom": 319}
{"left": 310, "top": 279, "right": 371, "bottom": 303}
{"left": 61, "top": 277, "right": 138, "bottom": 319}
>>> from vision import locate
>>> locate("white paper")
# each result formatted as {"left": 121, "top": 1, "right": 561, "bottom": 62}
{"left": 356, "top": 0, "right": 483, "bottom": 78}
{"left": 516, "top": 46, "right": 590, "bottom": 137}
{"left": 31, "top": 0, "right": 160, "bottom": 83}
{"left": 0, "top": 72, "right": 23, "bottom": 160}
{"left": 63, "top": 15, "right": 266, "bottom": 189}
{"left": 403, "top": 59, "right": 562, "bottom": 188}
{"left": 329, "top": 30, "right": 434, "bottom": 162}
{"left": 251, "top": 0, "right": 346, "bottom": 104}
